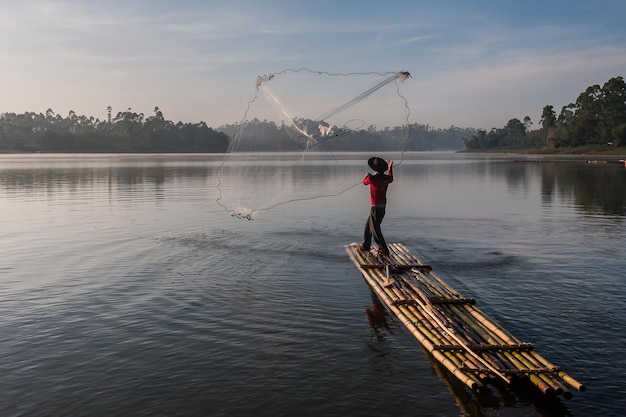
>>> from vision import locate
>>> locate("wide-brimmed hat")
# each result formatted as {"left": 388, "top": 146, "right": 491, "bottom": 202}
{"left": 368, "top": 156, "right": 387, "bottom": 173}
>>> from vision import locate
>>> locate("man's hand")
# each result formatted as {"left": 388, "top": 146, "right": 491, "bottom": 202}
{"left": 387, "top": 159, "right": 393, "bottom": 169}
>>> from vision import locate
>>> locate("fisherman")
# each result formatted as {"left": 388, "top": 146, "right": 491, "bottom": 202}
{"left": 359, "top": 156, "right": 393, "bottom": 257}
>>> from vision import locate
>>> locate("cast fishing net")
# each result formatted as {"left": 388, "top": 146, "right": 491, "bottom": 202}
{"left": 216, "top": 69, "right": 412, "bottom": 220}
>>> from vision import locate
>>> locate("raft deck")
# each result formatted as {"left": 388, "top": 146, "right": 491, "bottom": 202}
{"left": 346, "top": 242, "right": 585, "bottom": 399}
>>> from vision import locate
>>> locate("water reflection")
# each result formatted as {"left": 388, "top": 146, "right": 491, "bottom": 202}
{"left": 0, "top": 155, "right": 219, "bottom": 207}
{"left": 538, "top": 163, "right": 625, "bottom": 216}
{"left": 365, "top": 292, "right": 392, "bottom": 339}
{"left": 1, "top": 154, "right": 624, "bottom": 217}
{"left": 487, "top": 160, "right": 625, "bottom": 216}
{"left": 1, "top": 153, "right": 622, "bottom": 416}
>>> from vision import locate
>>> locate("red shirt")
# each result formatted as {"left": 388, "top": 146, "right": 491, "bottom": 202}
{"left": 363, "top": 167, "right": 393, "bottom": 205}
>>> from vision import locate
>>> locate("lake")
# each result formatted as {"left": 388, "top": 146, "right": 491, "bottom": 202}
{"left": 0, "top": 152, "right": 624, "bottom": 417}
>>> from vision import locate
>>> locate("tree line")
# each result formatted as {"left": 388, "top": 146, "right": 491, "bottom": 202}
{"left": 9, "top": 74, "right": 621, "bottom": 154}
{"left": 464, "top": 76, "right": 626, "bottom": 150}
{"left": 2, "top": 105, "right": 473, "bottom": 153}
{"left": 0, "top": 107, "right": 229, "bottom": 153}
{"left": 217, "top": 119, "right": 474, "bottom": 152}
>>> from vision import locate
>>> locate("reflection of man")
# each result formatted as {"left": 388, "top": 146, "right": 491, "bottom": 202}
{"left": 359, "top": 157, "right": 393, "bottom": 257}
{"left": 366, "top": 295, "right": 390, "bottom": 336}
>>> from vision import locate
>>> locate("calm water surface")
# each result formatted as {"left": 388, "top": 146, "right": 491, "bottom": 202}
{"left": 0, "top": 153, "right": 624, "bottom": 417}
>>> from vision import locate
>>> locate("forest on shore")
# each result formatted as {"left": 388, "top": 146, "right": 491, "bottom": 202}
{"left": 0, "top": 105, "right": 473, "bottom": 153}
{"left": 0, "top": 107, "right": 229, "bottom": 153}
{"left": 217, "top": 121, "right": 472, "bottom": 152}
{"left": 1, "top": 76, "right": 624, "bottom": 154}
{"left": 0, "top": 105, "right": 474, "bottom": 153}
{"left": 463, "top": 76, "right": 626, "bottom": 152}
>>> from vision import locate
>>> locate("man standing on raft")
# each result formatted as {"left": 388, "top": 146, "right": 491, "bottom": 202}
{"left": 359, "top": 157, "right": 393, "bottom": 257}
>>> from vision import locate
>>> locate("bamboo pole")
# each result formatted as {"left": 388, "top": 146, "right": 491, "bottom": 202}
{"left": 358, "top": 267, "right": 483, "bottom": 391}
{"left": 528, "top": 352, "right": 586, "bottom": 393}
{"left": 346, "top": 243, "right": 584, "bottom": 397}
{"left": 460, "top": 305, "right": 585, "bottom": 393}
{"left": 413, "top": 270, "right": 564, "bottom": 397}
{"left": 449, "top": 303, "right": 558, "bottom": 396}
{"left": 397, "top": 276, "right": 510, "bottom": 381}
{"left": 400, "top": 247, "right": 582, "bottom": 397}
{"left": 397, "top": 301, "right": 486, "bottom": 387}
{"left": 368, "top": 262, "right": 486, "bottom": 386}
{"left": 381, "top": 245, "right": 509, "bottom": 384}
{"left": 348, "top": 246, "right": 483, "bottom": 391}
{"left": 456, "top": 305, "right": 571, "bottom": 397}
{"left": 392, "top": 290, "right": 490, "bottom": 385}
{"left": 433, "top": 305, "right": 510, "bottom": 382}
{"left": 399, "top": 277, "right": 512, "bottom": 384}
{"left": 402, "top": 266, "right": 540, "bottom": 388}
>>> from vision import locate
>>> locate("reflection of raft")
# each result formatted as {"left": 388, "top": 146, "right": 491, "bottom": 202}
{"left": 345, "top": 242, "right": 585, "bottom": 399}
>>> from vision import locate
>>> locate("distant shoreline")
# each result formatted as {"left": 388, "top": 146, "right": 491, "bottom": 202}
{"left": 458, "top": 145, "right": 626, "bottom": 158}
{"left": 3, "top": 146, "right": 626, "bottom": 159}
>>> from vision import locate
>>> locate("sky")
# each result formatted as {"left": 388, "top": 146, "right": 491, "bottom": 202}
{"left": 1, "top": 0, "right": 625, "bottom": 131}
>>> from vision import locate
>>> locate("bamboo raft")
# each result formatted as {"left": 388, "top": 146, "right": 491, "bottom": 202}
{"left": 345, "top": 242, "right": 585, "bottom": 399}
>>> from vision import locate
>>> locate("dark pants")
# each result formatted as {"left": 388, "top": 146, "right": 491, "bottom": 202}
{"left": 362, "top": 205, "right": 388, "bottom": 252}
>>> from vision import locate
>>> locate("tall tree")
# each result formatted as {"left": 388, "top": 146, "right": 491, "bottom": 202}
{"left": 601, "top": 76, "right": 626, "bottom": 144}
{"left": 540, "top": 105, "right": 557, "bottom": 147}
{"left": 573, "top": 84, "right": 603, "bottom": 144}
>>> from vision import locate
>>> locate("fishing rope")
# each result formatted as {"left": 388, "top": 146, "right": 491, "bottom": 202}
{"left": 216, "top": 69, "right": 413, "bottom": 220}
{"left": 215, "top": 84, "right": 261, "bottom": 214}
{"left": 234, "top": 181, "right": 363, "bottom": 220}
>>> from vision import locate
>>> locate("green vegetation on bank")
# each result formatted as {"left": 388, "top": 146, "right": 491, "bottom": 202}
{"left": 464, "top": 76, "right": 626, "bottom": 153}
{"left": 0, "top": 107, "right": 228, "bottom": 153}
{"left": 217, "top": 120, "right": 473, "bottom": 152}
{"left": 2, "top": 75, "right": 624, "bottom": 154}
{"left": 1, "top": 106, "right": 475, "bottom": 153}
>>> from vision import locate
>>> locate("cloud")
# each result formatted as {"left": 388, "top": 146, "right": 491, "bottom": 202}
{"left": 399, "top": 34, "right": 440, "bottom": 45}
{"left": 408, "top": 43, "right": 626, "bottom": 129}
{"left": 1, "top": 1, "right": 625, "bottom": 130}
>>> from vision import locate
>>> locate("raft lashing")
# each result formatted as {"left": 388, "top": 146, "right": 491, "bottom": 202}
{"left": 345, "top": 243, "right": 585, "bottom": 399}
